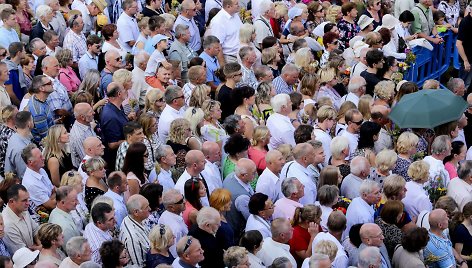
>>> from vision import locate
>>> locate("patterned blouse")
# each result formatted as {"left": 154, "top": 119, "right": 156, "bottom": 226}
{"left": 337, "top": 18, "right": 359, "bottom": 50}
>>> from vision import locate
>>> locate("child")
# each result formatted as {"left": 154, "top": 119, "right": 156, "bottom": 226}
{"left": 433, "top": 10, "right": 456, "bottom": 33}
{"left": 144, "top": 34, "right": 172, "bottom": 88}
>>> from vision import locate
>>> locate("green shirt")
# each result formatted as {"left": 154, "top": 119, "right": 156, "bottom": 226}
{"left": 411, "top": 3, "right": 434, "bottom": 35}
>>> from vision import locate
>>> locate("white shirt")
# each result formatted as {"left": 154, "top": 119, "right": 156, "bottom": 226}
{"left": 158, "top": 105, "right": 183, "bottom": 142}
{"left": 78, "top": 51, "right": 98, "bottom": 80}
{"left": 201, "top": 160, "right": 222, "bottom": 194}
{"left": 423, "top": 155, "right": 451, "bottom": 187}
{"left": 340, "top": 173, "right": 364, "bottom": 200}
{"left": 256, "top": 168, "right": 283, "bottom": 202}
{"left": 447, "top": 178, "right": 472, "bottom": 211}
{"left": 83, "top": 222, "right": 112, "bottom": 264}
{"left": 251, "top": 0, "right": 264, "bottom": 19}
{"left": 174, "top": 169, "right": 209, "bottom": 206}
{"left": 158, "top": 210, "right": 188, "bottom": 258}
{"left": 156, "top": 168, "right": 175, "bottom": 192}
{"left": 71, "top": 0, "right": 94, "bottom": 35}
{"left": 340, "top": 93, "right": 360, "bottom": 107}
{"left": 103, "top": 190, "right": 128, "bottom": 227}
{"left": 281, "top": 161, "right": 317, "bottom": 205}
{"left": 344, "top": 197, "right": 375, "bottom": 239}
{"left": 403, "top": 180, "right": 432, "bottom": 219}
{"left": 117, "top": 13, "right": 139, "bottom": 53}
{"left": 245, "top": 214, "right": 271, "bottom": 238}
{"left": 316, "top": 202, "right": 333, "bottom": 232}
{"left": 22, "top": 167, "right": 54, "bottom": 207}
{"left": 205, "top": 0, "right": 222, "bottom": 22}
{"left": 350, "top": 61, "right": 368, "bottom": 79}
{"left": 254, "top": 15, "right": 274, "bottom": 48}
{"left": 374, "top": 128, "right": 393, "bottom": 154}
{"left": 312, "top": 232, "right": 349, "bottom": 268}
{"left": 267, "top": 113, "right": 296, "bottom": 150}
{"left": 273, "top": 198, "right": 302, "bottom": 221}
{"left": 256, "top": 237, "right": 297, "bottom": 268}
{"left": 313, "top": 127, "right": 332, "bottom": 166}
{"left": 340, "top": 130, "right": 359, "bottom": 160}
{"left": 209, "top": 9, "right": 243, "bottom": 56}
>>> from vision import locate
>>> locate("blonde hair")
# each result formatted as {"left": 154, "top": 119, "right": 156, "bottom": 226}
{"left": 201, "top": 99, "right": 221, "bottom": 121}
{"left": 383, "top": 174, "right": 406, "bottom": 199}
{"left": 60, "top": 170, "right": 82, "bottom": 187}
{"left": 239, "top": 23, "right": 255, "bottom": 44}
{"left": 168, "top": 118, "right": 191, "bottom": 144}
{"left": 189, "top": 85, "right": 210, "bottom": 108}
{"left": 326, "top": 5, "right": 341, "bottom": 23}
{"left": 358, "top": 94, "right": 373, "bottom": 120}
{"left": 261, "top": 47, "right": 278, "bottom": 65}
{"left": 277, "top": 144, "right": 294, "bottom": 162}
{"left": 294, "top": 47, "right": 313, "bottom": 70}
{"left": 37, "top": 223, "right": 63, "bottom": 249}
{"left": 149, "top": 224, "right": 174, "bottom": 251}
{"left": 337, "top": 101, "right": 356, "bottom": 121}
{"left": 374, "top": 81, "right": 395, "bottom": 101}
{"left": 300, "top": 73, "right": 319, "bottom": 97}
{"left": 42, "top": 124, "right": 67, "bottom": 164}
{"left": 396, "top": 132, "right": 419, "bottom": 154}
{"left": 144, "top": 89, "right": 164, "bottom": 113}
{"left": 138, "top": 16, "right": 150, "bottom": 30}
{"left": 209, "top": 188, "right": 232, "bottom": 212}
{"left": 313, "top": 240, "right": 338, "bottom": 261}
{"left": 159, "top": 13, "right": 176, "bottom": 28}
{"left": 292, "top": 204, "right": 322, "bottom": 226}
{"left": 184, "top": 107, "right": 204, "bottom": 136}
{"left": 1, "top": 105, "right": 16, "bottom": 123}
{"left": 83, "top": 157, "right": 106, "bottom": 175}
{"left": 317, "top": 96, "right": 333, "bottom": 108}
{"left": 318, "top": 67, "right": 337, "bottom": 84}
{"left": 224, "top": 246, "right": 248, "bottom": 267}
{"left": 274, "top": 2, "right": 288, "bottom": 18}
{"left": 317, "top": 105, "right": 337, "bottom": 122}
{"left": 112, "top": 69, "right": 132, "bottom": 85}
{"left": 375, "top": 149, "right": 398, "bottom": 172}
{"left": 408, "top": 160, "right": 430, "bottom": 182}
{"left": 251, "top": 126, "right": 270, "bottom": 146}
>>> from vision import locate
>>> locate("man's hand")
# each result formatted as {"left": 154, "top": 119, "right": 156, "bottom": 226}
{"left": 465, "top": 61, "right": 471, "bottom": 72}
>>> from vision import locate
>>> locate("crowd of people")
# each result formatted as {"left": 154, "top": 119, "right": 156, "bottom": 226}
{"left": 0, "top": 0, "right": 471, "bottom": 266}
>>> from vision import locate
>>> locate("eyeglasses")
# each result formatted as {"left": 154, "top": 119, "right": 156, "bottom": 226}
{"left": 156, "top": 98, "right": 164, "bottom": 102}
{"left": 331, "top": 40, "right": 339, "bottom": 45}
{"left": 172, "top": 95, "right": 185, "bottom": 101}
{"left": 173, "top": 196, "right": 185, "bottom": 204}
{"left": 42, "top": 81, "right": 53, "bottom": 87}
{"left": 183, "top": 236, "right": 193, "bottom": 253}
{"left": 351, "top": 120, "right": 363, "bottom": 125}
{"left": 159, "top": 224, "right": 166, "bottom": 236}
{"left": 316, "top": 8, "right": 323, "bottom": 12}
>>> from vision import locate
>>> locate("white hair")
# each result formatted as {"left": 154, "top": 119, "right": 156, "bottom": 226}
{"left": 359, "top": 179, "right": 380, "bottom": 195}
{"left": 281, "top": 177, "right": 299, "bottom": 197}
{"left": 348, "top": 76, "right": 366, "bottom": 93}
{"left": 36, "top": 5, "right": 52, "bottom": 20}
{"left": 259, "top": 0, "right": 274, "bottom": 15}
{"left": 350, "top": 156, "right": 369, "bottom": 176}
{"left": 309, "top": 253, "right": 330, "bottom": 268}
{"left": 196, "top": 206, "right": 220, "bottom": 227}
{"left": 66, "top": 237, "right": 89, "bottom": 258}
{"left": 271, "top": 93, "right": 290, "bottom": 113}
{"left": 358, "top": 247, "right": 381, "bottom": 268}
{"left": 330, "top": 136, "right": 349, "bottom": 159}
{"left": 134, "top": 51, "right": 150, "bottom": 66}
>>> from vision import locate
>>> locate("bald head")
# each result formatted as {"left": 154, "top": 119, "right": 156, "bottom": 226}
{"left": 83, "top": 137, "right": 104, "bottom": 157}
{"left": 360, "top": 223, "right": 383, "bottom": 247}
{"left": 429, "top": 209, "right": 449, "bottom": 231}
{"left": 371, "top": 105, "right": 389, "bottom": 116}
{"left": 185, "top": 150, "right": 205, "bottom": 166}
{"left": 235, "top": 158, "right": 257, "bottom": 182}
{"left": 105, "top": 50, "right": 120, "bottom": 62}
{"left": 202, "top": 141, "right": 219, "bottom": 156}
{"left": 41, "top": 55, "right": 57, "bottom": 69}
{"left": 265, "top": 150, "right": 285, "bottom": 174}
{"left": 74, "top": 103, "right": 93, "bottom": 123}
{"left": 292, "top": 143, "right": 314, "bottom": 161}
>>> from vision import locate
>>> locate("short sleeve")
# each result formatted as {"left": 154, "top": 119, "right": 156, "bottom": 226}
{"left": 454, "top": 224, "right": 469, "bottom": 245}
{"left": 289, "top": 228, "right": 308, "bottom": 252}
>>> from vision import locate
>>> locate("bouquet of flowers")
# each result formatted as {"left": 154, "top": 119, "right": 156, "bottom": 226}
{"left": 333, "top": 196, "right": 351, "bottom": 215}
{"left": 239, "top": 8, "right": 252, "bottom": 24}
{"left": 424, "top": 176, "right": 447, "bottom": 204}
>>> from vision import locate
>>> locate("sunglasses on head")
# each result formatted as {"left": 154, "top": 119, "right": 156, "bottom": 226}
{"left": 183, "top": 236, "right": 193, "bottom": 253}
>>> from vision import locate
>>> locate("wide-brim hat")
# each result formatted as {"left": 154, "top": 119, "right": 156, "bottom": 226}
{"left": 358, "top": 14, "right": 374, "bottom": 30}
{"left": 382, "top": 14, "right": 398, "bottom": 30}
{"left": 86, "top": 0, "right": 107, "bottom": 12}
{"left": 12, "top": 248, "right": 40, "bottom": 268}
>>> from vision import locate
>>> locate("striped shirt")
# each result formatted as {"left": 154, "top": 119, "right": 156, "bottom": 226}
{"left": 119, "top": 216, "right": 150, "bottom": 267}
{"left": 46, "top": 77, "right": 73, "bottom": 116}
{"left": 272, "top": 76, "right": 293, "bottom": 95}
{"left": 83, "top": 222, "right": 113, "bottom": 264}
{"left": 28, "top": 95, "right": 54, "bottom": 143}
{"left": 63, "top": 29, "right": 87, "bottom": 62}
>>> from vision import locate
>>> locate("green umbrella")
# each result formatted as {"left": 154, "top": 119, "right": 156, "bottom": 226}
{"left": 388, "top": 89, "right": 468, "bottom": 129}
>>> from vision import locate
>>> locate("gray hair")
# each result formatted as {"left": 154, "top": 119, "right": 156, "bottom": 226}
{"left": 157, "top": 145, "right": 172, "bottom": 161}
{"left": 196, "top": 206, "right": 220, "bottom": 227}
{"left": 164, "top": 85, "right": 183, "bottom": 104}
{"left": 348, "top": 76, "right": 366, "bottom": 93}
{"left": 281, "top": 63, "right": 299, "bottom": 75}
{"left": 65, "top": 237, "right": 89, "bottom": 258}
{"left": 270, "top": 257, "right": 291, "bottom": 268}
{"left": 359, "top": 179, "right": 380, "bottom": 195}
{"left": 281, "top": 177, "right": 299, "bottom": 197}
{"left": 68, "top": 13, "right": 81, "bottom": 28}
{"left": 330, "top": 136, "right": 349, "bottom": 159}
{"left": 259, "top": 0, "right": 274, "bottom": 15}
{"left": 79, "top": 261, "right": 101, "bottom": 268}
{"left": 134, "top": 51, "right": 150, "bottom": 66}
{"left": 239, "top": 46, "right": 254, "bottom": 61}
{"left": 162, "top": 189, "right": 182, "bottom": 207}
{"left": 431, "top": 135, "right": 451, "bottom": 155}
{"left": 35, "top": 4, "right": 52, "bottom": 20}
{"left": 271, "top": 93, "right": 290, "bottom": 113}
{"left": 21, "top": 143, "right": 37, "bottom": 163}
{"left": 309, "top": 253, "right": 330, "bottom": 268}
{"left": 222, "top": 114, "right": 242, "bottom": 133}
{"left": 203, "top": 35, "right": 220, "bottom": 49}
{"left": 447, "top": 78, "right": 464, "bottom": 93}
{"left": 458, "top": 160, "right": 472, "bottom": 181}
{"left": 29, "top": 38, "right": 44, "bottom": 51}
{"left": 175, "top": 24, "right": 190, "bottom": 39}
{"left": 358, "top": 246, "right": 381, "bottom": 268}
{"left": 350, "top": 156, "right": 369, "bottom": 176}
{"left": 318, "top": 185, "right": 339, "bottom": 206}
{"left": 126, "top": 194, "right": 145, "bottom": 214}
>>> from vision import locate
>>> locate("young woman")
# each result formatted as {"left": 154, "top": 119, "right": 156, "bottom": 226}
{"left": 183, "top": 178, "right": 206, "bottom": 227}
{"left": 248, "top": 126, "right": 271, "bottom": 175}
{"left": 232, "top": 86, "right": 260, "bottom": 139}
{"left": 122, "top": 142, "right": 149, "bottom": 197}
{"left": 83, "top": 157, "right": 108, "bottom": 209}
{"left": 43, "top": 124, "right": 73, "bottom": 187}
{"left": 146, "top": 224, "right": 175, "bottom": 267}
{"left": 444, "top": 141, "right": 467, "bottom": 179}
{"left": 100, "top": 240, "right": 130, "bottom": 268}
{"left": 139, "top": 113, "right": 162, "bottom": 173}
{"left": 289, "top": 205, "right": 321, "bottom": 266}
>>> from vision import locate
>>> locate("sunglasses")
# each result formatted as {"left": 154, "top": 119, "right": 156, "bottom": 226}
{"left": 351, "top": 120, "right": 364, "bottom": 125}
{"left": 173, "top": 197, "right": 185, "bottom": 205}
{"left": 42, "top": 81, "right": 53, "bottom": 86}
{"left": 115, "top": 57, "right": 122, "bottom": 62}
{"left": 375, "top": 1, "right": 381, "bottom": 5}
{"left": 183, "top": 236, "right": 193, "bottom": 253}
{"left": 172, "top": 95, "right": 185, "bottom": 101}
{"left": 331, "top": 40, "right": 339, "bottom": 45}
{"left": 156, "top": 98, "right": 164, "bottom": 102}
{"left": 0, "top": 51, "right": 6, "bottom": 57}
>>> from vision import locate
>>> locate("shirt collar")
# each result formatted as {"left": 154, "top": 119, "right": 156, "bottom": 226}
{"left": 235, "top": 174, "right": 251, "bottom": 192}
{"left": 105, "top": 189, "right": 124, "bottom": 201}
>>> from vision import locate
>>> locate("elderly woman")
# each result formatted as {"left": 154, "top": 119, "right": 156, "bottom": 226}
{"left": 146, "top": 224, "right": 175, "bottom": 266}
{"left": 375, "top": 200, "right": 404, "bottom": 258}
{"left": 402, "top": 161, "right": 432, "bottom": 219}
{"left": 30, "top": 5, "right": 54, "bottom": 40}
{"left": 370, "top": 149, "right": 398, "bottom": 186}
{"left": 144, "top": 89, "right": 165, "bottom": 121}
{"left": 189, "top": 84, "right": 210, "bottom": 109}
{"left": 200, "top": 99, "right": 226, "bottom": 147}
{"left": 222, "top": 134, "right": 251, "bottom": 179}
{"left": 317, "top": 185, "right": 339, "bottom": 232}
{"left": 392, "top": 227, "right": 429, "bottom": 268}
{"left": 20, "top": 54, "right": 35, "bottom": 91}
{"left": 380, "top": 174, "right": 415, "bottom": 231}
{"left": 101, "top": 24, "right": 127, "bottom": 60}
{"left": 246, "top": 193, "right": 274, "bottom": 238}
{"left": 56, "top": 48, "right": 81, "bottom": 93}
{"left": 320, "top": 32, "right": 340, "bottom": 68}
{"left": 224, "top": 246, "right": 251, "bottom": 268}
{"left": 239, "top": 230, "right": 265, "bottom": 268}
{"left": 290, "top": 204, "right": 321, "bottom": 266}
{"left": 329, "top": 136, "right": 351, "bottom": 178}
{"left": 254, "top": 82, "right": 275, "bottom": 122}
{"left": 210, "top": 188, "right": 235, "bottom": 249}
{"left": 392, "top": 132, "right": 419, "bottom": 181}
{"left": 37, "top": 223, "right": 66, "bottom": 265}
{"left": 113, "top": 69, "right": 137, "bottom": 117}
{"left": 83, "top": 157, "right": 108, "bottom": 209}
{"left": 183, "top": 107, "right": 204, "bottom": 150}
{"left": 239, "top": 23, "right": 261, "bottom": 65}
{"left": 317, "top": 67, "right": 342, "bottom": 110}
{"left": 248, "top": 126, "right": 271, "bottom": 174}
{"left": 261, "top": 47, "right": 281, "bottom": 78}
{"left": 167, "top": 118, "right": 199, "bottom": 179}
{"left": 42, "top": 124, "right": 73, "bottom": 187}
{"left": 60, "top": 171, "right": 88, "bottom": 229}
{"left": 373, "top": 81, "right": 396, "bottom": 108}
{"left": 294, "top": 47, "right": 314, "bottom": 71}
{"left": 364, "top": 32, "right": 383, "bottom": 49}
{"left": 363, "top": 0, "right": 381, "bottom": 28}
{"left": 78, "top": 70, "right": 104, "bottom": 108}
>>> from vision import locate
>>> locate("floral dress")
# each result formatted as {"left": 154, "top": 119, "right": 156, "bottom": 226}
{"left": 392, "top": 156, "right": 412, "bottom": 181}
{"left": 337, "top": 19, "right": 359, "bottom": 50}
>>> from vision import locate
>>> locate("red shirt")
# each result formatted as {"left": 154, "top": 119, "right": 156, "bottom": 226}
{"left": 289, "top": 225, "right": 310, "bottom": 266}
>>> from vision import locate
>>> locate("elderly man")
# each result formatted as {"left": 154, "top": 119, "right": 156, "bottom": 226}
{"left": 70, "top": 103, "right": 96, "bottom": 168}
{"left": 46, "top": 0, "right": 67, "bottom": 45}
{"left": 78, "top": 137, "right": 105, "bottom": 182}
{"left": 48, "top": 186, "right": 80, "bottom": 245}
{"left": 309, "top": 254, "right": 332, "bottom": 268}
{"left": 411, "top": 0, "right": 443, "bottom": 44}
{"left": 151, "top": 145, "right": 176, "bottom": 190}
{"left": 188, "top": 207, "right": 224, "bottom": 267}
{"left": 340, "top": 156, "right": 371, "bottom": 199}
{"left": 4, "top": 42, "right": 26, "bottom": 106}
{"left": 358, "top": 246, "right": 382, "bottom": 268}
{"left": 358, "top": 223, "right": 391, "bottom": 268}
{"left": 170, "top": 24, "right": 197, "bottom": 83}
{"left": 59, "top": 237, "right": 92, "bottom": 268}
{"left": 254, "top": 0, "right": 275, "bottom": 49}
{"left": 312, "top": 211, "right": 349, "bottom": 268}
{"left": 340, "top": 109, "right": 363, "bottom": 159}
{"left": 281, "top": 143, "right": 318, "bottom": 205}
{"left": 3, "top": 184, "right": 40, "bottom": 254}
{"left": 29, "top": 5, "right": 54, "bottom": 41}
{"left": 267, "top": 94, "right": 295, "bottom": 150}
{"left": 423, "top": 135, "right": 452, "bottom": 186}
{"left": 42, "top": 56, "right": 73, "bottom": 120}
{"left": 182, "top": 66, "right": 206, "bottom": 105}
{"left": 273, "top": 177, "right": 304, "bottom": 221}
{"left": 424, "top": 209, "right": 467, "bottom": 268}
{"left": 238, "top": 46, "right": 258, "bottom": 88}
{"left": 175, "top": 150, "right": 209, "bottom": 204}
{"left": 351, "top": 48, "right": 369, "bottom": 79}
{"left": 447, "top": 160, "right": 472, "bottom": 211}
{"left": 115, "top": 121, "right": 145, "bottom": 171}
{"left": 200, "top": 36, "right": 221, "bottom": 91}
{"left": 78, "top": 34, "right": 102, "bottom": 79}
{"left": 21, "top": 144, "right": 56, "bottom": 209}
{"left": 223, "top": 158, "right": 257, "bottom": 242}
{"left": 446, "top": 78, "right": 466, "bottom": 97}
{"left": 100, "top": 51, "right": 123, "bottom": 97}
{"left": 158, "top": 189, "right": 188, "bottom": 258}
{"left": 27, "top": 75, "right": 54, "bottom": 143}
{"left": 371, "top": 105, "right": 393, "bottom": 153}
{"left": 29, "top": 38, "right": 47, "bottom": 64}
{"left": 257, "top": 218, "right": 297, "bottom": 268}
{"left": 341, "top": 76, "right": 366, "bottom": 107}
{"left": 174, "top": 0, "right": 201, "bottom": 52}
{"left": 256, "top": 150, "right": 286, "bottom": 202}
{"left": 174, "top": 236, "right": 205, "bottom": 268}
{"left": 131, "top": 52, "right": 150, "bottom": 107}
{"left": 83, "top": 202, "right": 115, "bottom": 264}
{"left": 119, "top": 194, "right": 151, "bottom": 267}
{"left": 116, "top": 0, "right": 139, "bottom": 53}
{"left": 158, "top": 85, "right": 185, "bottom": 142}
{"left": 5, "top": 111, "right": 33, "bottom": 178}
{"left": 345, "top": 180, "right": 382, "bottom": 238}
{"left": 0, "top": 8, "right": 20, "bottom": 50}
{"left": 103, "top": 172, "right": 128, "bottom": 227}
{"left": 43, "top": 31, "right": 61, "bottom": 57}
{"left": 63, "top": 14, "right": 87, "bottom": 67}
{"left": 210, "top": 0, "right": 243, "bottom": 63}
{"left": 272, "top": 64, "right": 299, "bottom": 95}
{"left": 201, "top": 141, "right": 222, "bottom": 194}
{"left": 71, "top": 0, "right": 107, "bottom": 36}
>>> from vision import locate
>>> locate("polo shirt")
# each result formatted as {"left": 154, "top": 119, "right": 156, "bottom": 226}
{"left": 199, "top": 51, "right": 221, "bottom": 86}
{"left": 266, "top": 113, "right": 295, "bottom": 150}
{"left": 117, "top": 13, "right": 140, "bottom": 53}
{"left": 273, "top": 198, "right": 302, "bottom": 221}
{"left": 344, "top": 197, "right": 375, "bottom": 239}
{"left": 100, "top": 102, "right": 128, "bottom": 145}
{"left": 22, "top": 167, "right": 54, "bottom": 207}
{"left": 210, "top": 9, "right": 243, "bottom": 56}
{"left": 256, "top": 168, "right": 283, "bottom": 202}
{"left": 424, "top": 231, "right": 455, "bottom": 268}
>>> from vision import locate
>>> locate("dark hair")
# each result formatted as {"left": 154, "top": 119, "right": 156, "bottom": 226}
{"left": 140, "top": 183, "right": 163, "bottom": 212}
{"left": 289, "top": 92, "right": 302, "bottom": 111}
{"left": 248, "top": 193, "right": 268, "bottom": 215}
{"left": 395, "top": 81, "right": 418, "bottom": 102}
{"left": 101, "top": 24, "right": 117, "bottom": 41}
{"left": 378, "top": 27, "right": 391, "bottom": 46}
{"left": 43, "top": 30, "right": 58, "bottom": 45}
{"left": 223, "top": 115, "right": 242, "bottom": 135}
{"left": 6, "top": 183, "right": 26, "bottom": 202}
{"left": 377, "top": 56, "right": 396, "bottom": 78}
{"left": 349, "top": 223, "right": 363, "bottom": 247}
{"left": 341, "top": 2, "right": 356, "bottom": 16}
{"left": 224, "top": 133, "right": 250, "bottom": 156}
{"left": 184, "top": 177, "right": 203, "bottom": 210}
{"left": 0, "top": 256, "right": 11, "bottom": 268}
{"left": 15, "top": 111, "right": 31, "bottom": 129}
{"left": 122, "top": 142, "right": 147, "bottom": 184}
{"left": 262, "top": 36, "right": 278, "bottom": 49}
{"left": 100, "top": 240, "right": 125, "bottom": 268}
{"left": 91, "top": 202, "right": 113, "bottom": 224}
{"left": 206, "top": 8, "right": 220, "bottom": 27}
{"left": 188, "top": 56, "right": 204, "bottom": 68}
{"left": 0, "top": 177, "right": 18, "bottom": 205}
{"left": 231, "top": 86, "right": 255, "bottom": 107}
{"left": 86, "top": 34, "right": 102, "bottom": 47}
{"left": 239, "top": 230, "right": 263, "bottom": 253}
{"left": 357, "top": 121, "right": 381, "bottom": 149}
{"left": 433, "top": 10, "right": 446, "bottom": 23}
{"left": 8, "top": 42, "right": 23, "bottom": 58}
{"left": 106, "top": 172, "right": 123, "bottom": 189}
{"left": 399, "top": 10, "right": 415, "bottom": 22}
{"left": 324, "top": 23, "right": 336, "bottom": 33}
{"left": 444, "top": 140, "right": 465, "bottom": 163}
{"left": 148, "top": 15, "right": 166, "bottom": 31}
{"left": 123, "top": 121, "right": 143, "bottom": 139}
{"left": 402, "top": 227, "right": 429, "bottom": 252}
{"left": 34, "top": 55, "right": 47, "bottom": 76}
{"left": 365, "top": 49, "right": 384, "bottom": 68}
{"left": 379, "top": 200, "right": 404, "bottom": 224}
{"left": 294, "top": 125, "right": 314, "bottom": 144}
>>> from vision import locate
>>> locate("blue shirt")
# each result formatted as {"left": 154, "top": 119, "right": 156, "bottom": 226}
{"left": 424, "top": 231, "right": 455, "bottom": 268}
{"left": 0, "top": 26, "right": 20, "bottom": 50}
{"left": 200, "top": 51, "right": 221, "bottom": 86}
{"left": 5, "top": 67, "right": 24, "bottom": 101}
{"left": 272, "top": 76, "right": 293, "bottom": 95}
{"left": 28, "top": 96, "right": 54, "bottom": 143}
{"left": 100, "top": 102, "right": 128, "bottom": 144}
{"left": 99, "top": 70, "right": 113, "bottom": 98}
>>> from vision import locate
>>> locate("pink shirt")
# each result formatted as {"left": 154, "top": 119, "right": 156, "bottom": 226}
{"left": 248, "top": 146, "right": 267, "bottom": 173}
{"left": 58, "top": 66, "right": 81, "bottom": 93}
{"left": 183, "top": 201, "right": 197, "bottom": 228}
{"left": 445, "top": 162, "right": 458, "bottom": 179}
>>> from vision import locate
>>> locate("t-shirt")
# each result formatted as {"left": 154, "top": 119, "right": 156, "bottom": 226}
{"left": 289, "top": 225, "right": 310, "bottom": 267}
{"left": 458, "top": 15, "right": 472, "bottom": 63}
{"left": 360, "top": 70, "right": 381, "bottom": 96}
{"left": 217, "top": 85, "right": 234, "bottom": 121}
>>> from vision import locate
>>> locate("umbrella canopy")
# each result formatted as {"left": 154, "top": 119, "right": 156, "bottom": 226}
{"left": 389, "top": 89, "right": 468, "bottom": 129}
